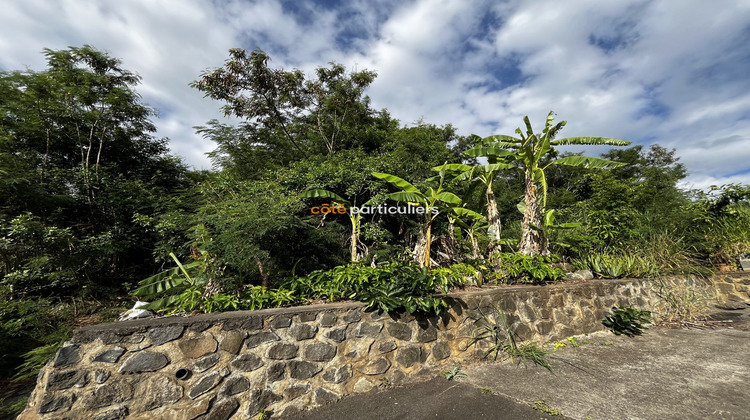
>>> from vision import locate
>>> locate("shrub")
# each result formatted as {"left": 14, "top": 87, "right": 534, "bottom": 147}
{"left": 287, "top": 262, "right": 457, "bottom": 315}
{"left": 496, "top": 253, "right": 564, "bottom": 284}
{"left": 602, "top": 306, "right": 651, "bottom": 336}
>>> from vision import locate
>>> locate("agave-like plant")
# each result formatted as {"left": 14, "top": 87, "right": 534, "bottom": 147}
{"left": 466, "top": 111, "right": 631, "bottom": 256}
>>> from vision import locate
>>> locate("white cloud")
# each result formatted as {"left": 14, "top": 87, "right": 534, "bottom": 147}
{"left": 0, "top": 0, "right": 748, "bottom": 186}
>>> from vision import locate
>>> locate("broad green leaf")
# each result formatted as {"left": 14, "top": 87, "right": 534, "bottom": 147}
{"left": 300, "top": 189, "right": 351, "bottom": 206}
{"left": 372, "top": 172, "right": 420, "bottom": 193}
{"left": 170, "top": 252, "right": 194, "bottom": 284}
{"left": 544, "top": 209, "right": 556, "bottom": 226}
{"left": 463, "top": 146, "right": 515, "bottom": 158}
{"left": 389, "top": 191, "right": 426, "bottom": 204}
{"left": 556, "top": 222, "right": 582, "bottom": 229}
{"left": 550, "top": 136, "right": 631, "bottom": 146}
{"left": 523, "top": 115, "right": 534, "bottom": 137}
{"left": 480, "top": 134, "right": 521, "bottom": 145}
{"left": 543, "top": 111, "right": 555, "bottom": 133}
{"left": 474, "top": 163, "right": 515, "bottom": 173}
{"left": 549, "top": 156, "right": 627, "bottom": 170}
{"left": 435, "top": 191, "right": 462, "bottom": 205}
{"left": 138, "top": 294, "right": 183, "bottom": 311}
{"left": 132, "top": 268, "right": 185, "bottom": 296}
{"left": 431, "top": 163, "right": 473, "bottom": 172}
{"left": 451, "top": 207, "right": 485, "bottom": 220}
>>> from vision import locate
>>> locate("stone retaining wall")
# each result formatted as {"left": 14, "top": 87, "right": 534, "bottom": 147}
{"left": 711, "top": 272, "right": 750, "bottom": 303}
{"left": 19, "top": 274, "right": 748, "bottom": 419}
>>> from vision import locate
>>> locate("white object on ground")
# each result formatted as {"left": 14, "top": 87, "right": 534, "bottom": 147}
{"left": 118, "top": 301, "right": 156, "bottom": 321}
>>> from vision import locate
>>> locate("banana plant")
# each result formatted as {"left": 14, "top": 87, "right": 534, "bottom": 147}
{"left": 466, "top": 111, "right": 631, "bottom": 256}
{"left": 452, "top": 209, "right": 488, "bottom": 259}
{"left": 299, "top": 189, "right": 376, "bottom": 263}
{"left": 373, "top": 168, "right": 462, "bottom": 268}
{"left": 131, "top": 252, "right": 209, "bottom": 312}
{"left": 519, "top": 205, "right": 582, "bottom": 250}
{"left": 434, "top": 154, "right": 514, "bottom": 256}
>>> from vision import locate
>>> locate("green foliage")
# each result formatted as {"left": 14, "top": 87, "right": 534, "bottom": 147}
{"left": 575, "top": 253, "right": 658, "bottom": 279}
{"left": 0, "top": 396, "right": 28, "bottom": 418}
{"left": 533, "top": 400, "right": 563, "bottom": 416}
{"left": 441, "top": 363, "right": 466, "bottom": 381}
{"left": 466, "top": 111, "right": 630, "bottom": 256}
{"left": 373, "top": 168, "right": 463, "bottom": 267}
{"left": 15, "top": 341, "right": 63, "bottom": 381}
{"left": 132, "top": 251, "right": 214, "bottom": 313}
{"left": 602, "top": 306, "right": 651, "bottom": 336}
{"left": 497, "top": 253, "right": 564, "bottom": 284}
{"left": 0, "top": 297, "right": 71, "bottom": 378}
{"left": 0, "top": 46, "right": 189, "bottom": 297}
{"left": 431, "top": 263, "right": 481, "bottom": 287}
{"left": 466, "top": 300, "right": 552, "bottom": 371}
{"left": 286, "top": 262, "right": 459, "bottom": 316}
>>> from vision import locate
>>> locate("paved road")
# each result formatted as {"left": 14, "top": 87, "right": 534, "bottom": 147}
{"left": 281, "top": 307, "right": 750, "bottom": 420}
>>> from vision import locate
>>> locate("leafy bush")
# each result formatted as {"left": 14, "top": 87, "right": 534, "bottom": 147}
{"left": 602, "top": 306, "right": 651, "bottom": 336}
{"left": 496, "top": 253, "right": 564, "bottom": 284}
{"left": 0, "top": 297, "right": 72, "bottom": 378}
{"left": 131, "top": 251, "right": 218, "bottom": 313}
{"left": 431, "top": 263, "right": 479, "bottom": 287}
{"left": 286, "top": 262, "right": 459, "bottom": 315}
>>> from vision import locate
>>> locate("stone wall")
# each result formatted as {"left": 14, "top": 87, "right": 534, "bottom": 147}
{"left": 19, "top": 275, "right": 746, "bottom": 419}
{"left": 711, "top": 272, "right": 750, "bottom": 303}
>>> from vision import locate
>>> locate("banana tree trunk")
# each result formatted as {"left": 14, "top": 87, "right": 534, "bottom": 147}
{"left": 349, "top": 217, "right": 359, "bottom": 263}
{"left": 469, "top": 232, "right": 480, "bottom": 259}
{"left": 486, "top": 187, "right": 502, "bottom": 256}
{"left": 446, "top": 219, "right": 458, "bottom": 261}
{"left": 202, "top": 278, "right": 223, "bottom": 299}
{"left": 519, "top": 170, "right": 548, "bottom": 256}
{"left": 413, "top": 220, "right": 433, "bottom": 268}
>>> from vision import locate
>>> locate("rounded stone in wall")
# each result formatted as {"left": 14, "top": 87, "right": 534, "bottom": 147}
{"left": 177, "top": 334, "right": 218, "bottom": 359}
{"left": 267, "top": 343, "right": 299, "bottom": 360}
{"left": 118, "top": 352, "right": 169, "bottom": 374}
{"left": 133, "top": 375, "right": 183, "bottom": 411}
{"left": 304, "top": 342, "right": 337, "bottom": 362}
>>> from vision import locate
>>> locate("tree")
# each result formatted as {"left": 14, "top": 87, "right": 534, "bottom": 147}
{"left": 192, "top": 49, "right": 382, "bottom": 163}
{"left": 0, "top": 46, "right": 186, "bottom": 294}
{"left": 467, "top": 112, "right": 630, "bottom": 256}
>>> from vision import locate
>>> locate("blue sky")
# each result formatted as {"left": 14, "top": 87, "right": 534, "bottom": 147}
{"left": 1, "top": 0, "right": 749, "bottom": 189}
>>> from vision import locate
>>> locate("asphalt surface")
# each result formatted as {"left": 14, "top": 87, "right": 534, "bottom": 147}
{"left": 281, "top": 307, "right": 750, "bottom": 420}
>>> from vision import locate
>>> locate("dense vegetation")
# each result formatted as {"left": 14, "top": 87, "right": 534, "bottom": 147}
{"left": 2, "top": 46, "right": 749, "bottom": 412}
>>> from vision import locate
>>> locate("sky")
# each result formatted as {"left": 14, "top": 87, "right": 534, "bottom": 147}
{"left": 1, "top": 0, "right": 749, "bottom": 190}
